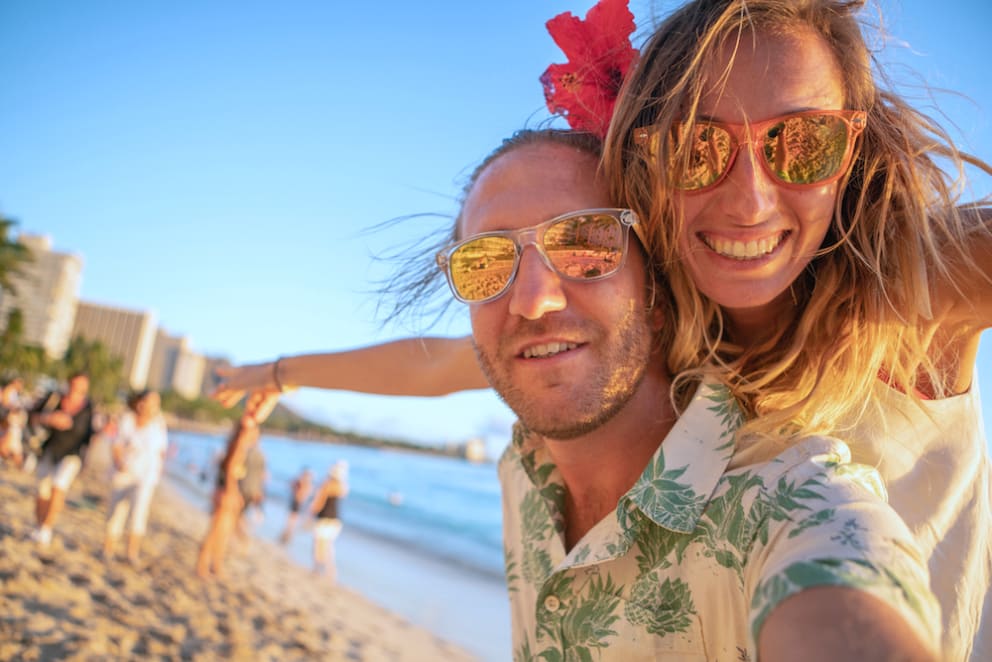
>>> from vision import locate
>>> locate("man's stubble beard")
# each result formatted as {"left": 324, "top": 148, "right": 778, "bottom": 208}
{"left": 473, "top": 305, "right": 655, "bottom": 441}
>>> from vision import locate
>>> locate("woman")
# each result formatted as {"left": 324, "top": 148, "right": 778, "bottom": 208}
{"left": 309, "top": 461, "right": 348, "bottom": 583}
{"left": 195, "top": 390, "right": 279, "bottom": 580}
{"left": 102, "top": 389, "right": 168, "bottom": 563}
{"left": 214, "top": 0, "right": 991, "bottom": 657}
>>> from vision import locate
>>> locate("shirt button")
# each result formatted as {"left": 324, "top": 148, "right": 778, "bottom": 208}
{"left": 544, "top": 595, "right": 561, "bottom": 612}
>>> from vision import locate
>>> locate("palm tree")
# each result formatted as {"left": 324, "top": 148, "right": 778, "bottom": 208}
{"left": 0, "top": 214, "right": 32, "bottom": 295}
{"left": 58, "top": 336, "right": 126, "bottom": 405}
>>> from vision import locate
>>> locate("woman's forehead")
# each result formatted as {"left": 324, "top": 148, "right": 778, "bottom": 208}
{"left": 697, "top": 28, "right": 845, "bottom": 122}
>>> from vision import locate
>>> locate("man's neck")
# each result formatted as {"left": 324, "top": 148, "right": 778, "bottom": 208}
{"left": 543, "top": 361, "right": 675, "bottom": 550}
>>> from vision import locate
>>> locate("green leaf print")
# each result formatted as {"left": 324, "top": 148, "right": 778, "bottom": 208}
{"left": 829, "top": 518, "right": 868, "bottom": 551}
{"left": 633, "top": 521, "right": 683, "bottom": 574}
{"left": 554, "top": 575, "right": 622, "bottom": 661}
{"left": 514, "top": 639, "right": 535, "bottom": 662}
{"left": 522, "top": 543, "right": 554, "bottom": 586}
{"left": 704, "top": 472, "right": 765, "bottom": 550}
{"left": 787, "top": 508, "right": 836, "bottom": 539}
{"left": 625, "top": 453, "right": 708, "bottom": 533}
{"left": 534, "top": 461, "right": 556, "bottom": 486}
{"left": 704, "top": 384, "right": 745, "bottom": 446}
{"left": 571, "top": 544, "right": 592, "bottom": 565}
{"left": 764, "top": 474, "right": 829, "bottom": 521}
{"left": 541, "top": 482, "right": 568, "bottom": 532}
{"left": 626, "top": 575, "right": 697, "bottom": 636}
{"left": 522, "top": 490, "right": 554, "bottom": 544}
{"left": 505, "top": 548, "right": 520, "bottom": 593}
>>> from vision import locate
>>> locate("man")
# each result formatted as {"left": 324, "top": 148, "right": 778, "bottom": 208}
{"left": 441, "top": 131, "right": 937, "bottom": 660}
{"left": 29, "top": 372, "right": 94, "bottom": 547}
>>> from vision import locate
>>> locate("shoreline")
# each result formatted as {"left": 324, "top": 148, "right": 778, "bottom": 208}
{"left": 0, "top": 453, "right": 479, "bottom": 660}
{"left": 164, "top": 457, "right": 512, "bottom": 661}
{"left": 165, "top": 414, "right": 494, "bottom": 464}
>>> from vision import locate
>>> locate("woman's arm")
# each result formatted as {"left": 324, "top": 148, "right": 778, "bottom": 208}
{"left": 926, "top": 204, "right": 992, "bottom": 392}
{"left": 213, "top": 336, "right": 488, "bottom": 407}
{"left": 935, "top": 204, "right": 992, "bottom": 323}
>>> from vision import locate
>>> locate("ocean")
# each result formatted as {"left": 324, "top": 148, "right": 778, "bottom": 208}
{"left": 164, "top": 428, "right": 511, "bottom": 661}
{"left": 166, "top": 429, "right": 505, "bottom": 577}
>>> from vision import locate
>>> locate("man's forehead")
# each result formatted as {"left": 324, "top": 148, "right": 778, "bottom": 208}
{"left": 460, "top": 144, "right": 607, "bottom": 236}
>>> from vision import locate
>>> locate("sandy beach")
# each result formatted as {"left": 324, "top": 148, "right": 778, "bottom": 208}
{"left": 0, "top": 455, "right": 477, "bottom": 661}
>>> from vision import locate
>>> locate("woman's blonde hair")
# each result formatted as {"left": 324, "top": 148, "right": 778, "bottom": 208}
{"left": 604, "top": 0, "right": 992, "bottom": 442}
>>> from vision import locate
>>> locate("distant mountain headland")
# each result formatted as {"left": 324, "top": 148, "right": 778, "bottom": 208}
{"left": 162, "top": 398, "right": 490, "bottom": 463}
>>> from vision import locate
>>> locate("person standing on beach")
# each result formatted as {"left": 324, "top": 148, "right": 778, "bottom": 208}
{"left": 237, "top": 441, "right": 267, "bottom": 542}
{"left": 280, "top": 467, "right": 313, "bottom": 545}
{"left": 0, "top": 376, "right": 27, "bottom": 469}
{"left": 102, "top": 389, "right": 169, "bottom": 563}
{"left": 29, "top": 372, "right": 95, "bottom": 548}
{"left": 309, "top": 461, "right": 347, "bottom": 583}
{"left": 196, "top": 390, "right": 278, "bottom": 579}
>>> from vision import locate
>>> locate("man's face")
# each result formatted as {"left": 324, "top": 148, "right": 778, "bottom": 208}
{"left": 460, "top": 143, "right": 656, "bottom": 440}
{"left": 67, "top": 375, "right": 89, "bottom": 398}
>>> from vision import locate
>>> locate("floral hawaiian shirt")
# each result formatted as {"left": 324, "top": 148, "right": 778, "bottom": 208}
{"left": 498, "top": 383, "right": 940, "bottom": 661}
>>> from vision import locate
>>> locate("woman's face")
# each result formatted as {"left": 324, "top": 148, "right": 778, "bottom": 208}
{"left": 136, "top": 392, "right": 161, "bottom": 418}
{"left": 671, "top": 28, "right": 846, "bottom": 336}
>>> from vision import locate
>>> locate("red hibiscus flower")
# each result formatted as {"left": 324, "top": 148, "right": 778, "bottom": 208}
{"left": 540, "top": 0, "right": 639, "bottom": 139}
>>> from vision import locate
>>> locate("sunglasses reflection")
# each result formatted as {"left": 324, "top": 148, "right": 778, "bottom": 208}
{"left": 448, "top": 214, "right": 627, "bottom": 302}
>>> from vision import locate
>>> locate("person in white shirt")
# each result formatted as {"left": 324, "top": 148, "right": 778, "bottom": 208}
{"left": 102, "top": 390, "right": 168, "bottom": 563}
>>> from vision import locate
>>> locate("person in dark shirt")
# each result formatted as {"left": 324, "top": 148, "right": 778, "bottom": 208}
{"left": 29, "top": 372, "right": 94, "bottom": 547}
{"left": 279, "top": 467, "right": 313, "bottom": 545}
{"left": 310, "top": 461, "right": 348, "bottom": 583}
{"left": 238, "top": 442, "right": 267, "bottom": 524}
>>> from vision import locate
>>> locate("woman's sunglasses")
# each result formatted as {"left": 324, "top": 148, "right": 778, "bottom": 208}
{"left": 635, "top": 109, "right": 867, "bottom": 193}
{"left": 437, "top": 208, "right": 641, "bottom": 304}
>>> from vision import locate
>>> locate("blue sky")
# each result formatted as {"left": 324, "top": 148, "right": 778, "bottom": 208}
{"left": 1, "top": 1, "right": 990, "bottom": 456}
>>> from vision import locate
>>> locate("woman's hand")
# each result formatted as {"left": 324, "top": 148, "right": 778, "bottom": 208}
{"left": 242, "top": 389, "right": 281, "bottom": 427}
{"left": 212, "top": 362, "right": 281, "bottom": 408}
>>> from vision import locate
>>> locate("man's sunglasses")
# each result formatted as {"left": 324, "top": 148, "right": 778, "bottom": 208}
{"left": 437, "top": 208, "right": 641, "bottom": 304}
{"left": 634, "top": 109, "right": 867, "bottom": 193}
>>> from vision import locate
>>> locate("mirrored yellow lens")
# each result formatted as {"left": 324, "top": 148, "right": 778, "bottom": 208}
{"left": 545, "top": 214, "right": 624, "bottom": 279}
{"left": 449, "top": 236, "right": 516, "bottom": 301}
{"left": 761, "top": 114, "right": 849, "bottom": 184}
{"left": 670, "top": 122, "right": 733, "bottom": 190}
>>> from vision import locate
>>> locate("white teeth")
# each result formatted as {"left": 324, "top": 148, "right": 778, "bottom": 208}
{"left": 523, "top": 342, "right": 578, "bottom": 359}
{"left": 703, "top": 232, "right": 786, "bottom": 260}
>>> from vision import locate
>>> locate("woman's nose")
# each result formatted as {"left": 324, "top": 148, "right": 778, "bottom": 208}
{"left": 722, "top": 144, "right": 780, "bottom": 226}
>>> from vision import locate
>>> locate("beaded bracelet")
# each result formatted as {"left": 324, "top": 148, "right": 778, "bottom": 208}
{"left": 272, "top": 356, "right": 286, "bottom": 393}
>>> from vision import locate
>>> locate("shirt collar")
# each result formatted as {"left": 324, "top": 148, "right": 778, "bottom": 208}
{"left": 510, "top": 382, "right": 744, "bottom": 536}
{"left": 618, "top": 382, "right": 742, "bottom": 533}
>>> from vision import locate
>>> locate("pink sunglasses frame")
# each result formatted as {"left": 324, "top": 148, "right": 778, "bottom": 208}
{"left": 635, "top": 109, "right": 867, "bottom": 194}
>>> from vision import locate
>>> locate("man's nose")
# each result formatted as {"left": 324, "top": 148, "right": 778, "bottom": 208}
{"left": 507, "top": 246, "right": 567, "bottom": 320}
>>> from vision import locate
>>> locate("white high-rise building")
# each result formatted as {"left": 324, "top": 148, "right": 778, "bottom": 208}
{"left": 0, "top": 234, "right": 83, "bottom": 359}
{"left": 147, "top": 329, "right": 207, "bottom": 399}
{"left": 72, "top": 301, "right": 157, "bottom": 390}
